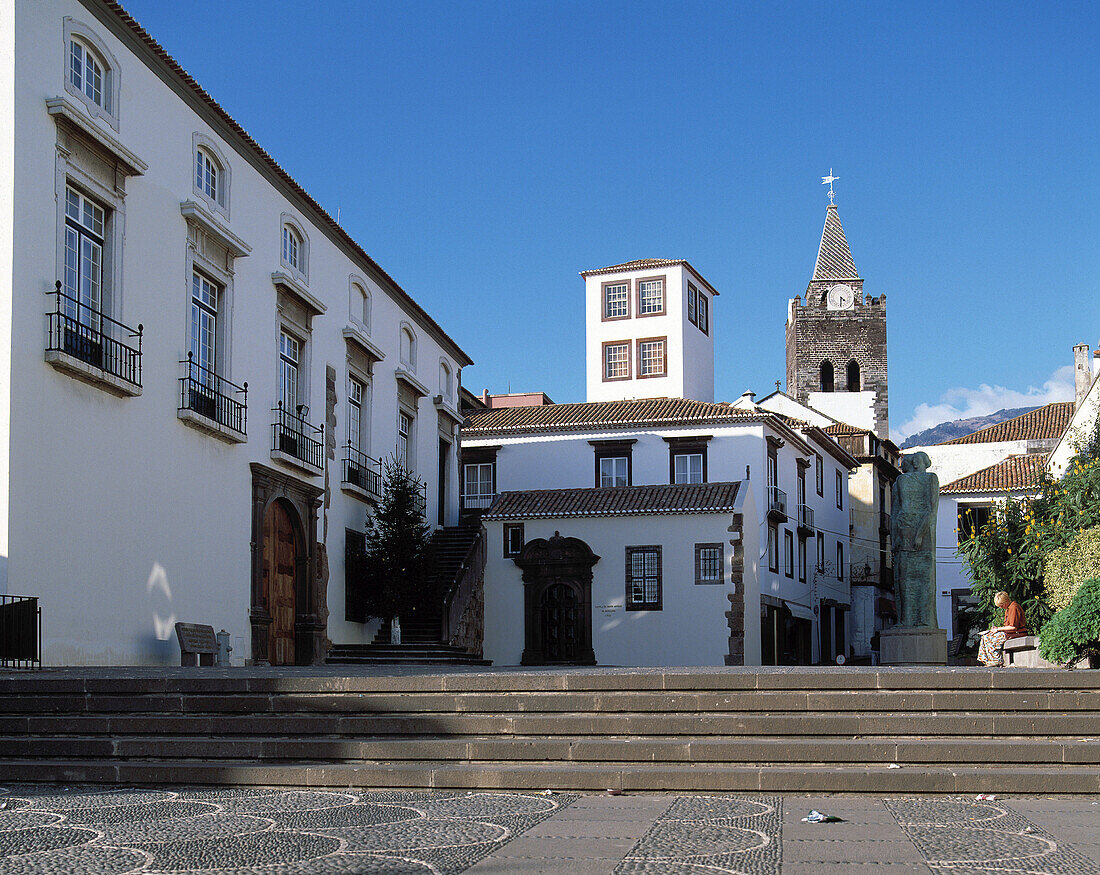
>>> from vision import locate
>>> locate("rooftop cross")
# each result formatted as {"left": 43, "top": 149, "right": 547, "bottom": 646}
{"left": 821, "top": 168, "right": 839, "bottom": 205}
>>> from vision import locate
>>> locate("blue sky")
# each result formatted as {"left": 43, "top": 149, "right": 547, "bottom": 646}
{"left": 123, "top": 1, "right": 1100, "bottom": 440}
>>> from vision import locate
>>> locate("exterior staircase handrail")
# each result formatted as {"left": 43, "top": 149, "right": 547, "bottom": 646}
{"left": 441, "top": 525, "right": 486, "bottom": 648}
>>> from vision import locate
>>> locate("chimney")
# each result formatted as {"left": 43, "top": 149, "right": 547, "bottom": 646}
{"left": 1074, "top": 343, "right": 1091, "bottom": 408}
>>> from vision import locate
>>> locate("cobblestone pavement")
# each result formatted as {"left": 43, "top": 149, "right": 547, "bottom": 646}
{"left": 0, "top": 785, "right": 1098, "bottom": 874}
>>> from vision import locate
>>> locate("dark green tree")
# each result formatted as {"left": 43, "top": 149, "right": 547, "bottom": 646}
{"left": 359, "top": 456, "right": 433, "bottom": 625}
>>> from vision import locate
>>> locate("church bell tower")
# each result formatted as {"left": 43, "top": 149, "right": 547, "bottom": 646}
{"left": 785, "top": 190, "right": 888, "bottom": 436}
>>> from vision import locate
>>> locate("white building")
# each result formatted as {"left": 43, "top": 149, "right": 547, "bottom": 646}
{"left": 2, "top": 0, "right": 472, "bottom": 664}
{"left": 1048, "top": 341, "right": 1100, "bottom": 477}
{"left": 583, "top": 260, "right": 717, "bottom": 404}
{"left": 462, "top": 397, "right": 857, "bottom": 666}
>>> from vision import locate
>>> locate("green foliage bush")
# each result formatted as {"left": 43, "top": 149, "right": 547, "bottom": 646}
{"left": 1043, "top": 527, "right": 1100, "bottom": 612}
{"left": 1038, "top": 577, "right": 1100, "bottom": 666}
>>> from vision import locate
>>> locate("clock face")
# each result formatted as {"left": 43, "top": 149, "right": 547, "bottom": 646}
{"left": 827, "top": 283, "right": 855, "bottom": 310}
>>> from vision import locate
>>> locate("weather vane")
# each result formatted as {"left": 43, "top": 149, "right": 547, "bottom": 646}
{"left": 821, "top": 168, "right": 839, "bottom": 204}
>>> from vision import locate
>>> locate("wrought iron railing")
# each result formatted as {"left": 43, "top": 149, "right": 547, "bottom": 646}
{"left": 850, "top": 561, "right": 894, "bottom": 589}
{"left": 0, "top": 596, "right": 41, "bottom": 668}
{"left": 342, "top": 444, "right": 382, "bottom": 498}
{"left": 766, "top": 486, "right": 788, "bottom": 519}
{"left": 271, "top": 403, "right": 324, "bottom": 470}
{"left": 179, "top": 353, "right": 247, "bottom": 435}
{"left": 461, "top": 492, "right": 497, "bottom": 511}
{"left": 797, "top": 503, "right": 815, "bottom": 530}
{"left": 46, "top": 281, "right": 142, "bottom": 387}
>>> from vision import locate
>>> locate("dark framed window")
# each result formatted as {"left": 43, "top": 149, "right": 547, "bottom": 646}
{"left": 816, "top": 454, "right": 824, "bottom": 496}
{"left": 460, "top": 445, "right": 500, "bottom": 510}
{"left": 666, "top": 435, "right": 710, "bottom": 485}
{"left": 836, "top": 542, "right": 845, "bottom": 581}
{"left": 784, "top": 530, "right": 794, "bottom": 578}
{"left": 958, "top": 504, "right": 992, "bottom": 543}
{"left": 503, "top": 523, "right": 524, "bottom": 557}
{"left": 768, "top": 524, "right": 779, "bottom": 573}
{"left": 836, "top": 470, "right": 844, "bottom": 509}
{"left": 798, "top": 536, "right": 807, "bottom": 583}
{"left": 626, "top": 546, "right": 662, "bottom": 610}
{"left": 696, "top": 290, "right": 708, "bottom": 334}
{"left": 635, "top": 275, "right": 665, "bottom": 316}
{"left": 817, "top": 532, "right": 825, "bottom": 572}
{"left": 591, "top": 439, "right": 635, "bottom": 488}
{"left": 602, "top": 340, "right": 631, "bottom": 381}
{"left": 695, "top": 543, "right": 723, "bottom": 585}
{"left": 602, "top": 280, "right": 630, "bottom": 320}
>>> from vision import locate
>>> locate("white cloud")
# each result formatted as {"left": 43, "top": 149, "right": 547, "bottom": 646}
{"left": 895, "top": 365, "right": 1075, "bottom": 443}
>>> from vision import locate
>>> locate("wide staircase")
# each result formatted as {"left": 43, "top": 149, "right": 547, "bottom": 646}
{"left": 1, "top": 667, "right": 1098, "bottom": 793}
{"left": 327, "top": 524, "right": 488, "bottom": 666}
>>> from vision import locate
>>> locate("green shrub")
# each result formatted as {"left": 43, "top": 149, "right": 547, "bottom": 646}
{"left": 1043, "top": 527, "right": 1100, "bottom": 611}
{"left": 1038, "top": 577, "right": 1100, "bottom": 666}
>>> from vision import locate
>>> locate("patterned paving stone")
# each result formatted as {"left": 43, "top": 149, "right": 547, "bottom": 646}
{"left": 615, "top": 795, "right": 782, "bottom": 874}
{"left": 885, "top": 796, "right": 1100, "bottom": 875}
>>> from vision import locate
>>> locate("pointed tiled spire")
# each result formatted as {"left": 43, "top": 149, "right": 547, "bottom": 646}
{"left": 811, "top": 204, "right": 860, "bottom": 281}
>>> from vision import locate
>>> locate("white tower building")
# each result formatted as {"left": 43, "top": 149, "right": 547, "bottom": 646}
{"left": 582, "top": 259, "right": 717, "bottom": 403}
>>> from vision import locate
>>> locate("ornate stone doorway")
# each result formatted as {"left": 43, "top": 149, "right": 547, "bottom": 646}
{"left": 514, "top": 532, "right": 598, "bottom": 666}
{"left": 262, "top": 500, "right": 298, "bottom": 666}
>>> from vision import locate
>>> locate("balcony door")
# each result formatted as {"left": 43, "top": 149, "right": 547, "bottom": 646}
{"left": 262, "top": 500, "right": 297, "bottom": 666}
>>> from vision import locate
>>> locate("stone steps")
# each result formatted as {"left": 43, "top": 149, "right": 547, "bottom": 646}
{"left": 1, "top": 667, "right": 1098, "bottom": 792}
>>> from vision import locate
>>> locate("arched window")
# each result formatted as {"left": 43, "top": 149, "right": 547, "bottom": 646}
{"left": 847, "top": 359, "right": 860, "bottom": 392}
{"left": 820, "top": 360, "right": 834, "bottom": 393}
{"left": 400, "top": 324, "right": 416, "bottom": 370}
{"left": 69, "top": 38, "right": 106, "bottom": 110}
{"left": 439, "top": 360, "right": 453, "bottom": 401}
{"left": 282, "top": 225, "right": 302, "bottom": 272}
{"left": 195, "top": 147, "right": 220, "bottom": 201}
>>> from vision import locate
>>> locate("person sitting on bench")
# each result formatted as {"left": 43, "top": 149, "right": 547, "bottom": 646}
{"left": 977, "top": 591, "right": 1028, "bottom": 666}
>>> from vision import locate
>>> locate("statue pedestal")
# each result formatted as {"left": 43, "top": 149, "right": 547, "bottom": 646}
{"left": 880, "top": 627, "right": 947, "bottom": 666}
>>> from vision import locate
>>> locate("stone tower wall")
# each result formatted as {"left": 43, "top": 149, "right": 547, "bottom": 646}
{"left": 787, "top": 280, "right": 888, "bottom": 436}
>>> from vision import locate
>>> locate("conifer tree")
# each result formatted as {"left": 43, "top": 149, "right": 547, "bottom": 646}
{"left": 359, "top": 456, "right": 433, "bottom": 625}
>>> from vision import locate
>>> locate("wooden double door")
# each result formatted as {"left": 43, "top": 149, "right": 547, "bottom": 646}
{"left": 262, "top": 501, "right": 298, "bottom": 666}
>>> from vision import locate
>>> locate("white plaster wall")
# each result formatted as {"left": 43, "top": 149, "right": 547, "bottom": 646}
{"left": 678, "top": 267, "right": 714, "bottom": 403}
{"left": 909, "top": 441, "right": 1030, "bottom": 488}
{"left": 584, "top": 265, "right": 714, "bottom": 403}
{"left": 806, "top": 390, "right": 876, "bottom": 431}
{"left": 935, "top": 495, "right": 969, "bottom": 632}
{"left": 483, "top": 512, "right": 748, "bottom": 667}
{"left": 1049, "top": 373, "right": 1100, "bottom": 477}
{"left": 0, "top": 0, "right": 14, "bottom": 593}
{"left": 11, "top": 0, "right": 464, "bottom": 662}
{"left": 757, "top": 393, "right": 834, "bottom": 428}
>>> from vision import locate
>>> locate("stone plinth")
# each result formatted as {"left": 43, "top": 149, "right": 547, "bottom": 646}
{"left": 880, "top": 627, "right": 947, "bottom": 666}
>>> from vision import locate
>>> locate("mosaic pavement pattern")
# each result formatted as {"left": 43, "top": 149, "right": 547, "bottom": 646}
{"left": 885, "top": 796, "right": 1100, "bottom": 875}
{"left": 0, "top": 785, "right": 577, "bottom": 874}
{"left": 615, "top": 795, "right": 783, "bottom": 874}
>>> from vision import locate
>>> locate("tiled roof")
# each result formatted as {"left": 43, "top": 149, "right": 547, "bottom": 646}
{"left": 942, "top": 402, "right": 1075, "bottom": 445}
{"left": 941, "top": 455, "right": 1046, "bottom": 495}
{"left": 95, "top": 2, "right": 472, "bottom": 366}
{"left": 462, "top": 397, "right": 764, "bottom": 435}
{"left": 483, "top": 482, "right": 742, "bottom": 520}
{"left": 812, "top": 205, "right": 860, "bottom": 281}
{"left": 579, "top": 259, "right": 719, "bottom": 295}
{"left": 823, "top": 422, "right": 863, "bottom": 436}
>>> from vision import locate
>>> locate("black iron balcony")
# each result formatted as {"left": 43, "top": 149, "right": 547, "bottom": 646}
{"left": 271, "top": 403, "right": 323, "bottom": 471}
{"left": 766, "top": 486, "right": 788, "bottom": 522}
{"left": 179, "top": 353, "right": 247, "bottom": 436}
{"left": 461, "top": 492, "right": 497, "bottom": 511}
{"left": 342, "top": 444, "right": 382, "bottom": 499}
{"left": 46, "top": 281, "right": 142, "bottom": 389}
{"left": 0, "top": 595, "right": 40, "bottom": 668}
{"left": 796, "top": 503, "right": 815, "bottom": 534}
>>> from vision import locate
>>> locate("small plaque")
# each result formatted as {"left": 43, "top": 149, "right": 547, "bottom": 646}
{"left": 175, "top": 622, "right": 217, "bottom": 653}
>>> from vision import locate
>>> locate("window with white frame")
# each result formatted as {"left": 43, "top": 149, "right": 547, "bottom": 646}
{"left": 599, "top": 456, "right": 628, "bottom": 487}
{"left": 463, "top": 462, "right": 494, "bottom": 505}
{"left": 637, "top": 278, "right": 663, "bottom": 315}
{"left": 673, "top": 453, "right": 703, "bottom": 484}
{"left": 278, "top": 330, "right": 300, "bottom": 415}
{"left": 69, "top": 38, "right": 106, "bottom": 111}
{"left": 503, "top": 522, "right": 524, "bottom": 557}
{"left": 190, "top": 271, "right": 219, "bottom": 385}
{"left": 798, "top": 536, "right": 807, "bottom": 583}
{"left": 400, "top": 325, "right": 416, "bottom": 370}
{"left": 784, "top": 530, "right": 794, "bottom": 578}
{"left": 695, "top": 543, "right": 722, "bottom": 585}
{"left": 626, "top": 546, "right": 662, "bottom": 611}
{"left": 398, "top": 410, "right": 413, "bottom": 468}
{"left": 836, "top": 469, "right": 844, "bottom": 509}
{"left": 603, "top": 341, "right": 630, "bottom": 380}
{"left": 63, "top": 186, "right": 106, "bottom": 332}
{"left": 195, "top": 147, "right": 219, "bottom": 202}
{"left": 348, "top": 376, "right": 364, "bottom": 452}
{"left": 282, "top": 224, "right": 303, "bottom": 274}
{"left": 768, "top": 525, "right": 779, "bottom": 573}
{"left": 603, "top": 281, "right": 629, "bottom": 319}
{"left": 637, "top": 338, "right": 666, "bottom": 377}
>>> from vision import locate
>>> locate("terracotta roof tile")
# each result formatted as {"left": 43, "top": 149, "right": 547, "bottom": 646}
{"left": 812, "top": 205, "right": 860, "bottom": 281}
{"left": 462, "top": 397, "right": 762, "bottom": 436}
{"left": 941, "top": 455, "right": 1046, "bottom": 495}
{"left": 579, "top": 259, "right": 719, "bottom": 295}
{"left": 97, "top": 1, "right": 471, "bottom": 366}
{"left": 483, "top": 482, "right": 742, "bottom": 520}
{"left": 942, "top": 402, "right": 1075, "bottom": 445}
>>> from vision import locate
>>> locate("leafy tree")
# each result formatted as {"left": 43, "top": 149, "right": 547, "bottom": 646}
{"left": 1043, "top": 527, "right": 1100, "bottom": 612}
{"left": 957, "top": 417, "right": 1100, "bottom": 635}
{"left": 358, "top": 456, "right": 434, "bottom": 625}
{"left": 1038, "top": 577, "right": 1100, "bottom": 667}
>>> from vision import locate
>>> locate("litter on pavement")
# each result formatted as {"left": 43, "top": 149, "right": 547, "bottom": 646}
{"left": 802, "top": 810, "right": 844, "bottom": 823}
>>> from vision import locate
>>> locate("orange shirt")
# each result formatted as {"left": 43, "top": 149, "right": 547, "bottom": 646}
{"left": 1004, "top": 601, "right": 1027, "bottom": 639}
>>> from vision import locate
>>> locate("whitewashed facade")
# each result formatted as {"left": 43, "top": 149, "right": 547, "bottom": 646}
{"left": 2, "top": 0, "right": 471, "bottom": 664}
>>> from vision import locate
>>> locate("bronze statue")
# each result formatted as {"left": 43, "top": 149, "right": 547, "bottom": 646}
{"left": 890, "top": 451, "right": 939, "bottom": 628}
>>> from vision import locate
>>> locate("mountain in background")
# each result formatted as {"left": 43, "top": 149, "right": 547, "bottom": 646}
{"left": 900, "top": 406, "right": 1037, "bottom": 449}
